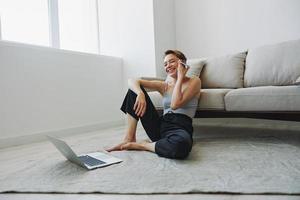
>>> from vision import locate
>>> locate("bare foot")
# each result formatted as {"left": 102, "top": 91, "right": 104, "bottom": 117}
{"left": 106, "top": 142, "right": 127, "bottom": 152}
{"left": 120, "top": 141, "right": 151, "bottom": 151}
{"left": 106, "top": 138, "right": 136, "bottom": 152}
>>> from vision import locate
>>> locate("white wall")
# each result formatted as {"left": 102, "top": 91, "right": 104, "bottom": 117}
{"left": 153, "top": 0, "right": 176, "bottom": 78}
{"left": 0, "top": 16, "right": 2, "bottom": 39}
{"left": 99, "top": 0, "right": 157, "bottom": 85}
{"left": 99, "top": 0, "right": 177, "bottom": 80}
{"left": 0, "top": 0, "right": 177, "bottom": 148}
{"left": 0, "top": 41, "right": 124, "bottom": 148}
{"left": 175, "top": 0, "right": 300, "bottom": 58}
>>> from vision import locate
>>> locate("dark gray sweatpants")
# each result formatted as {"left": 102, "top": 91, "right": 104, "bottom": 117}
{"left": 120, "top": 87, "right": 193, "bottom": 159}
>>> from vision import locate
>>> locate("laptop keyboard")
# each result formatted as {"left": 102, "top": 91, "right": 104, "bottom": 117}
{"left": 78, "top": 155, "right": 106, "bottom": 166}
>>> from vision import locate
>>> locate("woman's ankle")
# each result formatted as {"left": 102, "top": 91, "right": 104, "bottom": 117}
{"left": 124, "top": 136, "right": 136, "bottom": 142}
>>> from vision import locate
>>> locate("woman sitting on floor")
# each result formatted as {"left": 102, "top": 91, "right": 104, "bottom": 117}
{"left": 107, "top": 50, "right": 201, "bottom": 159}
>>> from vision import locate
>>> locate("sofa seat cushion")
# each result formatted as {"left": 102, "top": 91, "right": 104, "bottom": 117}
{"left": 148, "top": 91, "right": 164, "bottom": 110}
{"left": 295, "top": 76, "right": 300, "bottom": 85}
{"left": 244, "top": 39, "right": 300, "bottom": 87}
{"left": 148, "top": 89, "right": 233, "bottom": 111}
{"left": 225, "top": 86, "right": 300, "bottom": 111}
{"left": 199, "top": 89, "right": 233, "bottom": 110}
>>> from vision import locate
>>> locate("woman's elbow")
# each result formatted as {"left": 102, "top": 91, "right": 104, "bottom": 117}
{"left": 128, "top": 78, "right": 139, "bottom": 86}
{"left": 170, "top": 103, "right": 180, "bottom": 110}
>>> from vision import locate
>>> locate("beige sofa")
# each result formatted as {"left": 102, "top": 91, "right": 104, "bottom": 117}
{"left": 147, "top": 39, "right": 300, "bottom": 121}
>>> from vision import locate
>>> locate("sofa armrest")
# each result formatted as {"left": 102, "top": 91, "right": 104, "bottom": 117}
{"left": 294, "top": 76, "right": 300, "bottom": 85}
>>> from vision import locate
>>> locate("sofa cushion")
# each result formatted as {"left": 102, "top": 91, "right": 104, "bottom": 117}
{"left": 295, "top": 76, "right": 300, "bottom": 85}
{"left": 148, "top": 89, "right": 233, "bottom": 111}
{"left": 200, "top": 52, "right": 246, "bottom": 89}
{"left": 244, "top": 39, "right": 300, "bottom": 87}
{"left": 148, "top": 91, "right": 164, "bottom": 109}
{"left": 199, "top": 89, "right": 233, "bottom": 110}
{"left": 225, "top": 86, "right": 300, "bottom": 111}
{"left": 186, "top": 58, "right": 206, "bottom": 78}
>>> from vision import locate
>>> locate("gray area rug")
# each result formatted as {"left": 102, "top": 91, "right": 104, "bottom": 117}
{"left": 0, "top": 121, "right": 300, "bottom": 194}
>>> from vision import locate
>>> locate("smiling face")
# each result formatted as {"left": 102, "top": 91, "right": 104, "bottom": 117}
{"left": 164, "top": 54, "right": 180, "bottom": 78}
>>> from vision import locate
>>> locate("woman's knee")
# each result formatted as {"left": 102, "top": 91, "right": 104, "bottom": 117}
{"left": 172, "top": 137, "right": 192, "bottom": 159}
{"left": 127, "top": 89, "right": 137, "bottom": 98}
{"left": 155, "top": 135, "right": 192, "bottom": 159}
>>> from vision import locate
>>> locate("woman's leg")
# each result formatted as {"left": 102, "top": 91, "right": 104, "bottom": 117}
{"left": 120, "top": 87, "right": 161, "bottom": 142}
{"left": 106, "top": 113, "right": 138, "bottom": 152}
{"left": 155, "top": 130, "right": 193, "bottom": 159}
{"left": 121, "top": 130, "right": 193, "bottom": 158}
{"left": 107, "top": 87, "right": 161, "bottom": 152}
{"left": 124, "top": 113, "right": 138, "bottom": 142}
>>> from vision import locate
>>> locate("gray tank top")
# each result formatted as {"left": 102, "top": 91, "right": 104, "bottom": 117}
{"left": 163, "top": 92, "right": 198, "bottom": 118}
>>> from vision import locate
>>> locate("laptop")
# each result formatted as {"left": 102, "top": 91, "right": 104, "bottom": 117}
{"left": 47, "top": 136, "right": 122, "bottom": 170}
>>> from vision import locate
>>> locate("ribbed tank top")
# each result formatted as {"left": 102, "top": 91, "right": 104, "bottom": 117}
{"left": 163, "top": 92, "right": 198, "bottom": 118}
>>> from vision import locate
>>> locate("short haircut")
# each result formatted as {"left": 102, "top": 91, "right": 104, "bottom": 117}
{"left": 164, "top": 50, "right": 187, "bottom": 63}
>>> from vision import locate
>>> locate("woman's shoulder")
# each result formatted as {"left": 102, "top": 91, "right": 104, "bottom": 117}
{"left": 187, "top": 75, "right": 201, "bottom": 84}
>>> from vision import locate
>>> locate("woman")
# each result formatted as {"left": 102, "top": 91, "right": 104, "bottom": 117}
{"left": 107, "top": 50, "right": 201, "bottom": 159}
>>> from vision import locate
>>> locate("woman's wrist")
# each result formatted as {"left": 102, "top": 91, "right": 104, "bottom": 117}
{"left": 137, "top": 90, "right": 144, "bottom": 96}
{"left": 176, "top": 77, "right": 184, "bottom": 85}
{"left": 124, "top": 136, "right": 136, "bottom": 142}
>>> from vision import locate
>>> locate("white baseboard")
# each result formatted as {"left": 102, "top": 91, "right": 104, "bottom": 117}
{"left": 0, "top": 120, "right": 125, "bottom": 149}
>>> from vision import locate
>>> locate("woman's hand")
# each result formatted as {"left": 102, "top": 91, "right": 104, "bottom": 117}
{"left": 134, "top": 92, "right": 147, "bottom": 117}
{"left": 177, "top": 60, "right": 189, "bottom": 80}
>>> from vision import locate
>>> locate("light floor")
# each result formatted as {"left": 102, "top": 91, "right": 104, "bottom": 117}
{"left": 1, "top": 118, "right": 300, "bottom": 200}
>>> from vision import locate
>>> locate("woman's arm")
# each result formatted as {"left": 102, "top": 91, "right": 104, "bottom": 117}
{"left": 127, "top": 78, "right": 166, "bottom": 117}
{"left": 128, "top": 78, "right": 144, "bottom": 96}
{"left": 128, "top": 78, "right": 166, "bottom": 95}
{"left": 171, "top": 76, "right": 201, "bottom": 110}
